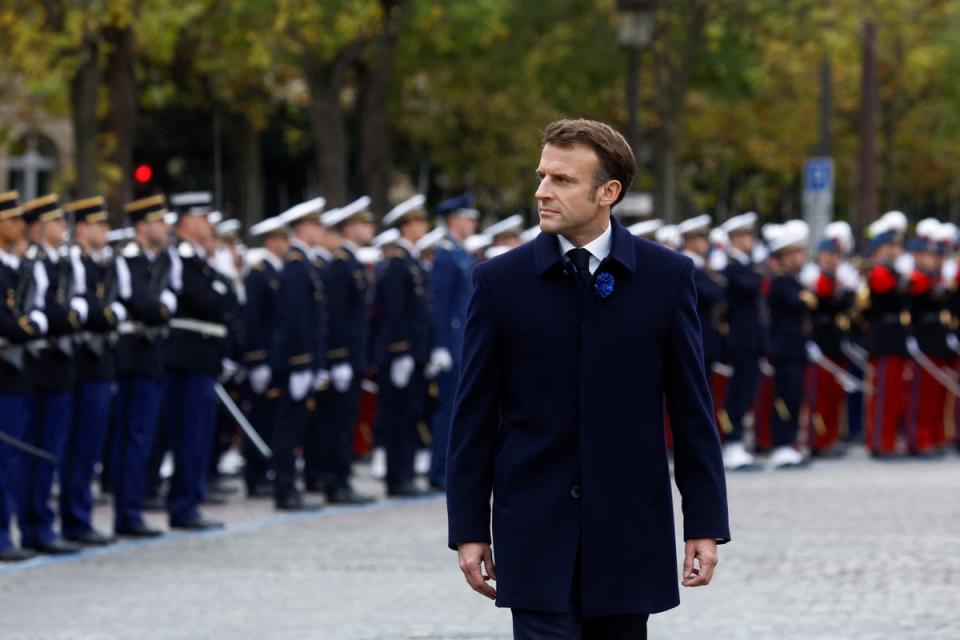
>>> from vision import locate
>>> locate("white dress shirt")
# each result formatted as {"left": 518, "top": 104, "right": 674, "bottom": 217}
{"left": 558, "top": 222, "right": 613, "bottom": 275}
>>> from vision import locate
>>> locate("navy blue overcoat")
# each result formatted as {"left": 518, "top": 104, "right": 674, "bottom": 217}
{"left": 446, "top": 215, "right": 730, "bottom": 617}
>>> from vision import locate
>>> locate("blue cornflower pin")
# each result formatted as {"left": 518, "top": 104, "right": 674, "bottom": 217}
{"left": 594, "top": 272, "right": 615, "bottom": 299}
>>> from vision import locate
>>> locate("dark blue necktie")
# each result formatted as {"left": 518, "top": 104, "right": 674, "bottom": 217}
{"left": 567, "top": 248, "right": 592, "bottom": 290}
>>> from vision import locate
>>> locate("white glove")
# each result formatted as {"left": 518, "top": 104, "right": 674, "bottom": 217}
{"left": 759, "top": 357, "right": 776, "bottom": 377}
{"left": 390, "top": 355, "right": 415, "bottom": 389}
{"left": 70, "top": 297, "right": 89, "bottom": 324}
{"left": 836, "top": 261, "right": 861, "bottom": 292}
{"left": 289, "top": 370, "right": 313, "bottom": 402}
{"left": 250, "top": 364, "right": 272, "bottom": 395}
{"left": 160, "top": 289, "right": 178, "bottom": 315}
{"left": 799, "top": 263, "right": 820, "bottom": 290}
{"left": 425, "top": 347, "right": 453, "bottom": 379}
{"left": 109, "top": 301, "right": 128, "bottom": 324}
{"left": 220, "top": 358, "right": 238, "bottom": 382}
{"left": 29, "top": 310, "right": 48, "bottom": 335}
{"left": 331, "top": 362, "right": 354, "bottom": 393}
{"left": 313, "top": 368, "right": 331, "bottom": 391}
{"left": 947, "top": 333, "right": 960, "bottom": 354}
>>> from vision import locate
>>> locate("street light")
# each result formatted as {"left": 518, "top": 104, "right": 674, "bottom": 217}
{"left": 618, "top": 0, "right": 657, "bottom": 165}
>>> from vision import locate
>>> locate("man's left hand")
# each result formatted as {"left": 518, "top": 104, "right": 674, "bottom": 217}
{"left": 681, "top": 538, "right": 718, "bottom": 587}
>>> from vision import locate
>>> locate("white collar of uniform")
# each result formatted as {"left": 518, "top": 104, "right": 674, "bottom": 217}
{"left": 262, "top": 249, "right": 284, "bottom": 272}
{"left": 557, "top": 220, "right": 612, "bottom": 264}
{"left": 0, "top": 247, "right": 19, "bottom": 269}
{"left": 396, "top": 237, "right": 421, "bottom": 259}
{"left": 315, "top": 246, "right": 334, "bottom": 262}
{"left": 682, "top": 250, "right": 705, "bottom": 269}
{"left": 728, "top": 246, "right": 751, "bottom": 266}
{"left": 42, "top": 243, "right": 60, "bottom": 263}
{"left": 290, "top": 237, "right": 315, "bottom": 260}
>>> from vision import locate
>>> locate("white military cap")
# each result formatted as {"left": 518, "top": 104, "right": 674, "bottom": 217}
{"left": 207, "top": 210, "right": 224, "bottom": 226}
{"left": 485, "top": 245, "right": 512, "bottom": 260}
{"left": 768, "top": 219, "right": 810, "bottom": 254}
{"left": 628, "top": 218, "right": 663, "bottom": 238}
{"left": 519, "top": 226, "right": 541, "bottom": 244}
{"left": 483, "top": 214, "right": 524, "bottom": 239}
{"left": 880, "top": 210, "right": 908, "bottom": 233}
{"left": 163, "top": 211, "right": 179, "bottom": 226}
{"left": 937, "top": 222, "right": 957, "bottom": 245}
{"left": 382, "top": 194, "right": 427, "bottom": 227}
{"left": 465, "top": 233, "right": 493, "bottom": 253}
{"left": 721, "top": 211, "right": 758, "bottom": 235}
{"left": 761, "top": 222, "right": 782, "bottom": 245}
{"left": 677, "top": 214, "right": 712, "bottom": 237}
{"left": 372, "top": 227, "right": 401, "bottom": 248}
{"left": 824, "top": 220, "right": 854, "bottom": 254}
{"left": 709, "top": 226, "right": 729, "bottom": 248}
{"left": 417, "top": 226, "right": 447, "bottom": 252}
{"left": 322, "top": 196, "right": 373, "bottom": 227}
{"left": 170, "top": 191, "right": 213, "bottom": 217}
{"left": 280, "top": 197, "right": 327, "bottom": 226}
{"left": 216, "top": 218, "right": 242, "bottom": 237}
{"left": 249, "top": 216, "right": 288, "bottom": 237}
{"left": 916, "top": 218, "right": 941, "bottom": 240}
{"left": 106, "top": 227, "right": 135, "bottom": 243}
{"left": 655, "top": 224, "right": 681, "bottom": 250}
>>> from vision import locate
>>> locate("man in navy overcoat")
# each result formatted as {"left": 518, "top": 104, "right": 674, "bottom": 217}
{"left": 446, "top": 119, "right": 730, "bottom": 639}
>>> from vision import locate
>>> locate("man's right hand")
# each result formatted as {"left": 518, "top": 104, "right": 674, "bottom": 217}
{"left": 457, "top": 542, "right": 496, "bottom": 600}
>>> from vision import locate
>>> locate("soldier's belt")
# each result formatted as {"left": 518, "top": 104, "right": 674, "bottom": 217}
{"left": 118, "top": 321, "right": 168, "bottom": 341}
{"left": 169, "top": 317, "right": 228, "bottom": 338}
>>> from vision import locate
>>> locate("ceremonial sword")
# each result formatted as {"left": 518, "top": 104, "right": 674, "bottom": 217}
{"left": 0, "top": 430, "right": 57, "bottom": 463}
{"left": 214, "top": 382, "right": 272, "bottom": 458}
{"left": 905, "top": 336, "right": 960, "bottom": 399}
{"left": 805, "top": 342, "right": 872, "bottom": 394}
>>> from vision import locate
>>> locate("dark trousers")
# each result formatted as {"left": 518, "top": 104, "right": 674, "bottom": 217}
{"left": 244, "top": 387, "right": 277, "bottom": 492}
{"left": 724, "top": 350, "right": 761, "bottom": 442}
{"left": 0, "top": 393, "right": 31, "bottom": 551}
{"left": 272, "top": 373, "right": 308, "bottom": 501}
{"left": 771, "top": 358, "right": 804, "bottom": 448}
{"left": 19, "top": 390, "right": 73, "bottom": 547}
{"left": 112, "top": 376, "right": 164, "bottom": 529}
{"left": 314, "top": 380, "right": 362, "bottom": 493}
{"left": 512, "top": 609, "right": 648, "bottom": 639}
{"left": 376, "top": 368, "right": 426, "bottom": 490}
{"left": 429, "top": 364, "right": 459, "bottom": 487}
{"left": 61, "top": 380, "right": 114, "bottom": 537}
{"left": 164, "top": 372, "right": 217, "bottom": 524}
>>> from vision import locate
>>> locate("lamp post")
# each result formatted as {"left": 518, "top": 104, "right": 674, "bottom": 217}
{"left": 617, "top": 0, "right": 656, "bottom": 163}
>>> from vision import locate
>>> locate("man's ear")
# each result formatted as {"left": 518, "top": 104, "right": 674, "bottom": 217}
{"left": 598, "top": 180, "right": 622, "bottom": 208}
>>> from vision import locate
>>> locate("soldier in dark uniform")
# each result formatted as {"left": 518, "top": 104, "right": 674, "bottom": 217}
{"left": 718, "top": 212, "right": 766, "bottom": 470}
{"left": 312, "top": 197, "right": 377, "bottom": 504}
{"left": 241, "top": 215, "right": 289, "bottom": 498}
{"left": 765, "top": 221, "right": 813, "bottom": 469}
{"left": 372, "top": 195, "right": 433, "bottom": 497}
{"left": 861, "top": 221, "right": 908, "bottom": 457}
{"left": 112, "top": 195, "right": 175, "bottom": 537}
{"left": 678, "top": 214, "right": 726, "bottom": 372}
{"left": 18, "top": 194, "right": 83, "bottom": 554}
{"left": 426, "top": 195, "right": 477, "bottom": 491}
{"left": 162, "top": 192, "right": 234, "bottom": 530}
{"left": 0, "top": 191, "right": 48, "bottom": 562}
{"left": 59, "top": 197, "right": 124, "bottom": 545}
{"left": 272, "top": 197, "right": 328, "bottom": 511}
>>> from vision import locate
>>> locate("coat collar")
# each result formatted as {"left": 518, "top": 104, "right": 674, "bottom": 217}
{"left": 534, "top": 215, "right": 635, "bottom": 276}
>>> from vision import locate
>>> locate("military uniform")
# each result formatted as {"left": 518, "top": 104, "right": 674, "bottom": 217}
{"left": 59, "top": 197, "right": 123, "bottom": 544}
{"left": 111, "top": 195, "right": 174, "bottom": 536}
{"left": 18, "top": 195, "right": 83, "bottom": 553}
{"left": 0, "top": 191, "right": 47, "bottom": 561}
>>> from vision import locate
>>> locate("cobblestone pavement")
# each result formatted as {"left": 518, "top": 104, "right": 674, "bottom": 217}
{"left": 1, "top": 447, "right": 958, "bottom": 640}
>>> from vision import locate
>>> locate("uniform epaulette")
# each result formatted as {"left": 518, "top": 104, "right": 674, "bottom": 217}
{"left": 334, "top": 249, "right": 349, "bottom": 261}
{"left": 122, "top": 242, "right": 141, "bottom": 258}
{"left": 178, "top": 241, "right": 195, "bottom": 259}
{"left": 25, "top": 245, "right": 39, "bottom": 260}
{"left": 251, "top": 261, "right": 266, "bottom": 271}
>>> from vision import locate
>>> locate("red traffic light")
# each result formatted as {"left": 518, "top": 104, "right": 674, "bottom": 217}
{"left": 134, "top": 163, "right": 154, "bottom": 184}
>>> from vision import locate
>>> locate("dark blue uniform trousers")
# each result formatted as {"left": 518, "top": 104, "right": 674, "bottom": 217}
{"left": 724, "top": 350, "right": 761, "bottom": 443}
{"left": 111, "top": 376, "right": 164, "bottom": 530}
{"left": 60, "top": 380, "right": 114, "bottom": 538}
{"left": 376, "top": 368, "right": 426, "bottom": 490}
{"left": 771, "top": 358, "right": 804, "bottom": 448}
{"left": 315, "top": 381, "right": 363, "bottom": 492}
{"left": 429, "top": 364, "right": 460, "bottom": 487}
{"left": 272, "top": 373, "right": 308, "bottom": 501}
{"left": 244, "top": 388, "right": 276, "bottom": 492}
{"left": 0, "top": 394, "right": 31, "bottom": 551}
{"left": 163, "top": 372, "right": 217, "bottom": 524}
{"left": 18, "top": 391, "right": 73, "bottom": 547}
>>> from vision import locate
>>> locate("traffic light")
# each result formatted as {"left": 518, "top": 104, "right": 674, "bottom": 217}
{"left": 134, "top": 163, "right": 154, "bottom": 185}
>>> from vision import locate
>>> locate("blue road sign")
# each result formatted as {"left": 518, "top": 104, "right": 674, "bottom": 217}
{"left": 805, "top": 158, "right": 833, "bottom": 192}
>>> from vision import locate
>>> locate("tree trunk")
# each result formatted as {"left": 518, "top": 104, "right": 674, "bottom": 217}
{"left": 856, "top": 19, "right": 879, "bottom": 237}
{"left": 302, "top": 43, "right": 362, "bottom": 207}
{"left": 103, "top": 25, "right": 137, "bottom": 224}
{"left": 240, "top": 119, "right": 264, "bottom": 228}
{"left": 69, "top": 35, "right": 100, "bottom": 198}
{"left": 357, "top": 0, "right": 408, "bottom": 215}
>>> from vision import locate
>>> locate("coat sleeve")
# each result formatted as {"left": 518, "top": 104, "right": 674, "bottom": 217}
{"left": 375, "top": 257, "right": 411, "bottom": 363}
{"left": 446, "top": 265, "right": 500, "bottom": 549}
{"left": 242, "top": 268, "right": 268, "bottom": 365}
{"left": 664, "top": 260, "right": 731, "bottom": 544}
{"left": 429, "top": 249, "right": 456, "bottom": 351}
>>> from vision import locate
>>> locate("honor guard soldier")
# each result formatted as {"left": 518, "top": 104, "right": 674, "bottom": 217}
{"left": 862, "top": 219, "right": 909, "bottom": 457}
{"left": 627, "top": 218, "right": 664, "bottom": 241}
{"left": 426, "top": 195, "right": 478, "bottom": 491}
{"left": 372, "top": 194, "right": 433, "bottom": 497}
{"left": 904, "top": 224, "right": 951, "bottom": 456}
{"left": 718, "top": 212, "right": 766, "bottom": 470}
{"left": 801, "top": 236, "right": 858, "bottom": 457}
{"left": 483, "top": 214, "right": 525, "bottom": 251}
{"left": 241, "top": 215, "right": 289, "bottom": 498}
{"left": 0, "top": 192, "right": 49, "bottom": 562}
{"left": 678, "top": 214, "right": 726, "bottom": 372}
{"left": 112, "top": 195, "right": 175, "bottom": 537}
{"left": 273, "top": 197, "right": 327, "bottom": 511}
{"left": 312, "top": 197, "right": 377, "bottom": 504}
{"left": 18, "top": 194, "right": 83, "bottom": 554}
{"left": 764, "top": 221, "right": 812, "bottom": 469}
{"left": 59, "top": 197, "right": 125, "bottom": 545}
{"left": 162, "top": 192, "right": 233, "bottom": 530}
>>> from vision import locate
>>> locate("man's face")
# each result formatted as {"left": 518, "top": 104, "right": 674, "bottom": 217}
{"left": 143, "top": 220, "right": 170, "bottom": 248}
{"left": 78, "top": 221, "right": 110, "bottom": 251}
{"left": 447, "top": 213, "right": 478, "bottom": 241}
{"left": 344, "top": 220, "right": 375, "bottom": 246}
{"left": 264, "top": 233, "right": 290, "bottom": 257}
{"left": 914, "top": 250, "right": 936, "bottom": 272}
{"left": 535, "top": 143, "right": 618, "bottom": 237}
{"left": 729, "top": 230, "right": 755, "bottom": 254}
{"left": 400, "top": 218, "right": 429, "bottom": 243}
{"left": 44, "top": 218, "right": 67, "bottom": 247}
{"left": 780, "top": 246, "right": 807, "bottom": 274}
{"left": 0, "top": 217, "right": 25, "bottom": 246}
{"left": 817, "top": 250, "right": 840, "bottom": 273}
{"left": 684, "top": 234, "right": 710, "bottom": 257}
